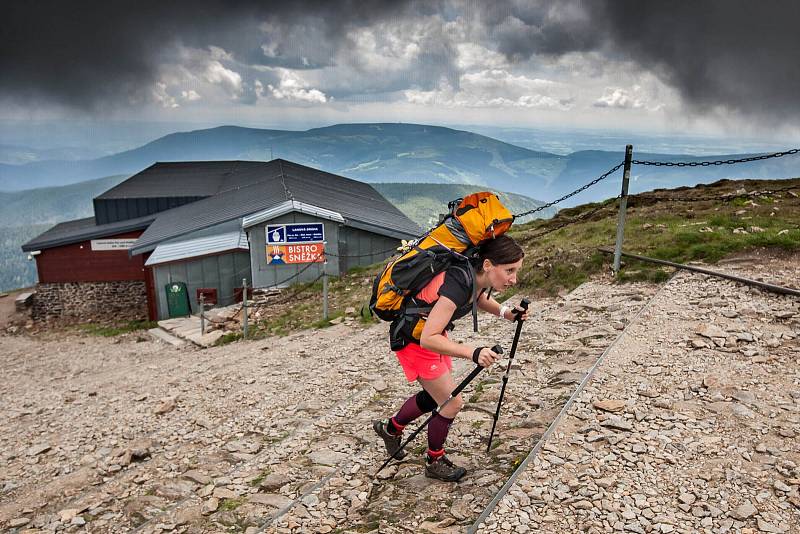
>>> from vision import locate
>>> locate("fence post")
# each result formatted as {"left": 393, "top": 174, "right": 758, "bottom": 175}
{"left": 242, "top": 277, "right": 248, "bottom": 340}
{"left": 613, "top": 145, "right": 634, "bottom": 275}
{"left": 199, "top": 293, "right": 205, "bottom": 334}
{"left": 322, "top": 262, "right": 329, "bottom": 321}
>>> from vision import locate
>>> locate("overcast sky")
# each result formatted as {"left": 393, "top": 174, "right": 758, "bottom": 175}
{"left": 3, "top": 1, "right": 800, "bottom": 138}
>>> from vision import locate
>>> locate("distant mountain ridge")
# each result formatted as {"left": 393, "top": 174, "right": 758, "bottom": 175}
{"left": 2, "top": 123, "right": 799, "bottom": 206}
{"left": 0, "top": 175, "right": 128, "bottom": 227}
{"left": 0, "top": 124, "right": 564, "bottom": 199}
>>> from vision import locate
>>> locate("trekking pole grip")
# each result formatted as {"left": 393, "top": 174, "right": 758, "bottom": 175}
{"left": 511, "top": 298, "right": 530, "bottom": 321}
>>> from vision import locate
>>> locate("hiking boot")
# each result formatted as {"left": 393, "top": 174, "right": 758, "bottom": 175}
{"left": 373, "top": 419, "right": 407, "bottom": 460}
{"left": 425, "top": 454, "right": 467, "bottom": 482}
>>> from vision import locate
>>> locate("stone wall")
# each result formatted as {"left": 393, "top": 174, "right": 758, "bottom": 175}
{"left": 33, "top": 281, "right": 148, "bottom": 323}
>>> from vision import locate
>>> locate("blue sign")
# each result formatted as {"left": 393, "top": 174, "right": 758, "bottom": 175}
{"left": 267, "top": 223, "right": 325, "bottom": 244}
{"left": 267, "top": 226, "right": 286, "bottom": 244}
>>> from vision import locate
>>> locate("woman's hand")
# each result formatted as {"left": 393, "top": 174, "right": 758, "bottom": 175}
{"left": 473, "top": 346, "right": 501, "bottom": 367}
{"left": 502, "top": 303, "right": 529, "bottom": 322}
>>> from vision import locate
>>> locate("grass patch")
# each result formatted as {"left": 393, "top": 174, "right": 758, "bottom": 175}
{"left": 504, "top": 453, "right": 527, "bottom": 475}
{"left": 512, "top": 178, "right": 800, "bottom": 295}
{"left": 219, "top": 178, "right": 800, "bottom": 340}
{"left": 249, "top": 468, "right": 271, "bottom": 487}
{"left": 412, "top": 443, "right": 427, "bottom": 455}
{"left": 252, "top": 301, "right": 318, "bottom": 338}
{"left": 346, "top": 262, "right": 383, "bottom": 275}
{"left": 359, "top": 305, "right": 379, "bottom": 324}
{"left": 77, "top": 320, "right": 158, "bottom": 337}
{"left": 469, "top": 381, "right": 485, "bottom": 403}
{"left": 219, "top": 497, "right": 246, "bottom": 511}
{"left": 312, "top": 311, "right": 344, "bottom": 329}
{"left": 617, "top": 267, "right": 671, "bottom": 284}
{"left": 215, "top": 332, "right": 242, "bottom": 346}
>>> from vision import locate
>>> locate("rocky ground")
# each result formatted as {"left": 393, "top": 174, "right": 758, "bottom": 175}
{"left": 479, "top": 253, "right": 800, "bottom": 534}
{"left": 1, "top": 252, "right": 797, "bottom": 534}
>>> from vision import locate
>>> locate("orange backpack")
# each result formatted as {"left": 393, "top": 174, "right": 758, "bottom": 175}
{"left": 369, "top": 192, "right": 513, "bottom": 327}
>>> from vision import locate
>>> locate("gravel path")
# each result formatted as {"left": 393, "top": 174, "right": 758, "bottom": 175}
{"left": 2, "top": 252, "right": 797, "bottom": 533}
{"left": 478, "top": 254, "right": 800, "bottom": 534}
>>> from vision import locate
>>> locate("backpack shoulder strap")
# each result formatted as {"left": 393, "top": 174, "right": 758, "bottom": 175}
{"left": 450, "top": 262, "right": 480, "bottom": 333}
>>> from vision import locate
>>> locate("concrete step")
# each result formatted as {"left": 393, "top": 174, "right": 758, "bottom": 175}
{"left": 157, "top": 316, "right": 223, "bottom": 348}
{"left": 147, "top": 328, "right": 185, "bottom": 347}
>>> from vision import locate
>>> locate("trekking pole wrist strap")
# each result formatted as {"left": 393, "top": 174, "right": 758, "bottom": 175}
{"left": 499, "top": 304, "right": 511, "bottom": 319}
{"left": 472, "top": 347, "right": 485, "bottom": 364}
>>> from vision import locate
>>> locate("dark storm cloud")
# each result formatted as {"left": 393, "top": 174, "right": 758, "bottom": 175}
{"left": 0, "top": 0, "right": 418, "bottom": 110}
{"left": 586, "top": 0, "right": 800, "bottom": 123}
{"left": 478, "top": 1, "right": 601, "bottom": 59}
{"left": 479, "top": 0, "right": 800, "bottom": 123}
{"left": 3, "top": 0, "right": 799, "bottom": 124}
{"left": 2, "top": 2, "right": 251, "bottom": 110}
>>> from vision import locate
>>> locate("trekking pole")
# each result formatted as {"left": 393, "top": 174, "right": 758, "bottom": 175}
{"left": 486, "top": 298, "right": 530, "bottom": 452}
{"left": 375, "top": 344, "right": 504, "bottom": 476}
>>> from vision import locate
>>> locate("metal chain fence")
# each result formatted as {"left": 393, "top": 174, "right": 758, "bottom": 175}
{"left": 521, "top": 197, "right": 620, "bottom": 241}
{"left": 632, "top": 148, "right": 799, "bottom": 167}
{"left": 513, "top": 162, "right": 625, "bottom": 219}
{"left": 197, "top": 144, "right": 799, "bottom": 338}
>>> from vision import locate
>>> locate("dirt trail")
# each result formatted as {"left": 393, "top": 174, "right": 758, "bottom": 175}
{"left": 1, "top": 253, "right": 797, "bottom": 533}
{"left": 479, "top": 253, "right": 800, "bottom": 534}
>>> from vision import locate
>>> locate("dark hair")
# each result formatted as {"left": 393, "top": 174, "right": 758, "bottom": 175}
{"left": 474, "top": 235, "right": 524, "bottom": 272}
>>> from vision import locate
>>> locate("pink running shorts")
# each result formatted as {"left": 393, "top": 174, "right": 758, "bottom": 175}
{"left": 395, "top": 342, "right": 453, "bottom": 382}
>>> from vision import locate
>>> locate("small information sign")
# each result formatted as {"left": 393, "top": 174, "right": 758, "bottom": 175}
{"left": 267, "top": 223, "right": 325, "bottom": 244}
{"left": 91, "top": 239, "right": 137, "bottom": 251}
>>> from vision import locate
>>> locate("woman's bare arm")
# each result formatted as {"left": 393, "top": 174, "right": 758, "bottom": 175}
{"left": 418, "top": 296, "right": 474, "bottom": 359}
{"left": 476, "top": 291, "right": 502, "bottom": 316}
{"left": 477, "top": 291, "right": 529, "bottom": 321}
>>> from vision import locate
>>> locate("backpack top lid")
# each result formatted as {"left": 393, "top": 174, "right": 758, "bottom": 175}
{"left": 453, "top": 192, "right": 514, "bottom": 245}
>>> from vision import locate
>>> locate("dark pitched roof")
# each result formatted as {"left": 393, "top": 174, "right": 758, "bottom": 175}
{"left": 23, "top": 159, "right": 421, "bottom": 254}
{"left": 96, "top": 160, "right": 269, "bottom": 199}
{"left": 21, "top": 214, "right": 156, "bottom": 252}
{"left": 128, "top": 159, "right": 421, "bottom": 255}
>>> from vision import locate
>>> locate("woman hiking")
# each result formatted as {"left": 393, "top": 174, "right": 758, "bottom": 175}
{"left": 373, "top": 234, "right": 527, "bottom": 482}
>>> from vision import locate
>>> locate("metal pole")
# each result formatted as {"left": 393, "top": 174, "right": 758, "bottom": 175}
{"left": 613, "top": 145, "right": 633, "bottom": 275}
{"left": 242, "top": 278, "right": 248, "bottom": 340}
{"left": 199, "top": 293, "right": 205, "bottom": 334}
{"left": 486, "top": 299, "right": 530, "bottom": 451}
{"left": 322, "top": 263, "right": 329, "bottom": 321}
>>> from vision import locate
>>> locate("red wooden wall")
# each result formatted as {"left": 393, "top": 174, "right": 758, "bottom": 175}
{"left": 35, "top": 231, "right": 146, "bottom": 283}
